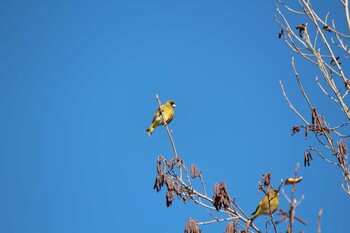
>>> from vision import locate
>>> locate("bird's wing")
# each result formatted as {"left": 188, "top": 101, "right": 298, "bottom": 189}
{"left": 152, "top": 108, "right": 162, "bottom": 121}
{"left": 251, "top": 204, "right": 260, "bottom": 215}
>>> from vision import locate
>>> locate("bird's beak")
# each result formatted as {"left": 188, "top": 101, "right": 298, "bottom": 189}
{"left": 172, "top": 104, "right": 176, "bottom": 108}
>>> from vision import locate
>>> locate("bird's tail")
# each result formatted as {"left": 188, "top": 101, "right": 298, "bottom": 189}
{"left": 248, "top": 215, "right": 256, "bottom": 223}
{"left": 145, "top": 126, "right": 153, "bottom": 137}
{"left": 249, "top": 210, "right": 258, "bottom": 223}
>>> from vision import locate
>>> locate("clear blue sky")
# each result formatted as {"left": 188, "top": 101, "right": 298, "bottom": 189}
{"left": 1, "top": 1, "right": 349, "bottom": 232}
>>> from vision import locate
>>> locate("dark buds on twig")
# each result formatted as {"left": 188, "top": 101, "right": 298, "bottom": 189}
{"left": 184, "top": 219, "right": 202, "bottom": 233}
{"left": 257, "top": 172, "right": 273, "bottom": 194}
{"left": 278, "top": 28, "right": 284, "bottom": 39}
{"left": 291, "top": 108, "right": 330, "bottom": 139}
{"left": 322, "top": 25, "right": 332, "bottom": 32}
{"left": 344, "top": 79, "right": 350, "bottom": 91}
{"left": 330, "top": 56, "right": 341, "bottom": 66}
{"left": 213, "top": 182, "right": 231, "bottom": 211}
{"left": 261, "top": 172, "right": 271, "bottom": 188}
{"left": 305, "top": 126, "right": 309, "bottom": 138}
{"left": 296, "top": 23, "right": 307, "bottom": 37}
{"left": 291, "top": 125, "right": 301, "bottom": 135}
{"left": 304, "top": 149, "right": 313, "bottom": 166}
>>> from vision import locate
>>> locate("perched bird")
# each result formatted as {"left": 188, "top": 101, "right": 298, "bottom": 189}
{"left": 249, "top": 189, "right": 279, "bottom": 222}
{"left": 145, "top": 100, "right": 176, "bottom": 136}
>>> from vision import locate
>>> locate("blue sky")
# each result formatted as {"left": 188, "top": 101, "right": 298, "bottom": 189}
{"left": 1, "top": 1, "right": 349, "bottom": 232}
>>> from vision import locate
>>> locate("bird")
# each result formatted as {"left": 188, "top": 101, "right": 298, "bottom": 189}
{"left": 249, "top": 189, "right": 279, "bottom": 222}
{"left": 145, "top": 100, "right": 176, "bottom": 136}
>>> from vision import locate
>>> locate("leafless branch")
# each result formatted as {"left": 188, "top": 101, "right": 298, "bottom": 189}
{"left": 156, "top": 94, "right": 179, "bottom": 158}
{"left": 309, "top": 147, "right": 338, "bottom": 166}
{"left": 276, "top": 0, "right": 350, "bottom": 195}
{"left": 317, "top": 208, "right": 323, "bottom": 233}
{"left": 279, "top": 80, "right": 310, "bottom": 125}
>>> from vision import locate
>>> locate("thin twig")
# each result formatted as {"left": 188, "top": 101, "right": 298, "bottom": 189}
{"left": 155, "top": 94, "right": 182, "bottom": 179}
{"left": 182, "top": 162, "right": 192, "bottom": 188}
{"left": 155, "top": 94, "right": 179, "bottom": 158}
{"left": 278, "top": 0, "right": 305, "bottom": 14}
{"left": 197, "top": 217, "right": 236, "bottom": 226}
{"left": 317, "top": 208, "right": 323, "bottom": 233}
{"left": 279, "top": 80, "right": 310, "bottom": 125}
{"left": 199, "top": 173, "right": 208, "bottom": 196}
{"left": 267, "top": 196, "right": 278, "bottom": 233}
{"left": 233, "top": 198, "right": 250, "bottom": 219}
{"left": 291, "top": 58, "right": 313, "bottom": 110}
{"left": 315, "top": 76, "right": 339, "bottom": 102}
{"left": 310, "top": 147, "right": 338, "bottom": 166}
{"left": 170, "top": 165, "right": 261, "bottom": 232}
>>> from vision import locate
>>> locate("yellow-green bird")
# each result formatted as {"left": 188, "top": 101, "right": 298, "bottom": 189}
{"left": 145, "top": 100, "right": 176, "bottom": 136}
{"left": 249, "top": 189, "right": 279, "bottom": 222}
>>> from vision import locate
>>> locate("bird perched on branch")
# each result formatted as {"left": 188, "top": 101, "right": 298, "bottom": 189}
{"left": 249, "top": 189, "right": 279, "bottom": 222}
{"left": 145, "top": 100, "right": 176, "bottom": 136}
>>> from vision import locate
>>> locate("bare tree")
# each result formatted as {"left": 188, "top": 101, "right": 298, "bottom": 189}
{"left": 275, "top": 0, "right": 350, "bottom": 195}
{"left": 148, "top": 0, "right": 350, "bottom": 231}
{"left": 151, "top": 95, "right": 307, "bottom": 233}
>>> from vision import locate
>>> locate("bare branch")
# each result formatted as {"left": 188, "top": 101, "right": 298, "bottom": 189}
{"left": 317, "top": 208, "right": 323, "bottom": 233}
{"left": 155, "top": 94, "right": 179, "bottom": 158}
{"left": 315, "top": 76, "right": 339, "bottom": 103}
{"left": 310, "top": 147, "right": 338, "bottom": 166}
{"left": 279, "top": 80, "right": 310, "bottom": 125}
{"left": 291, "top": 58, "right": 313, "bottom": 110}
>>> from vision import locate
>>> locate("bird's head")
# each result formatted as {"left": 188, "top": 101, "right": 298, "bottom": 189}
{"left": 165, "top": 100, "right": 176, "bottom": 108}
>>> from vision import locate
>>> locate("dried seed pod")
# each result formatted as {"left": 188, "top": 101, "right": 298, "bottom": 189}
{"left": 165, "top": 177, "right": 174, "bottom": 191}
{"left": 213, "top": 182, "right": 231, "bottom": 211}
{"left": 224, "top": 221, "right": 239, "bottom": 233}
{"left": 191, "top": 164, "right": 200, "bottom": 179}
{"left": 304, "top": 150, "right": 313, "bottom": 166}
{"left": 166, "top": 190, "right": 175, "bottom": 207}
{"left": 312, "top": 108, "right": 317, "bottom": 127}
{"left": 153, "top": 174, "right": 166, "bottom": 192}
{"left": 167, "top": 156, "right": 183, "bottom": 170}
{"left": 184, "top": 219, "right": 202, "bottom": 233}
{"left": 339, "top": 140, "right": 348, "bottom": 156}
{"left": 304, "top": 126, "right": 309, "bottom": 138}
{"left": 284, "top": 176, "right": 303, "bottom": 185}
{"left": 156, "top": 160, "right": 162, "bottom": 174}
